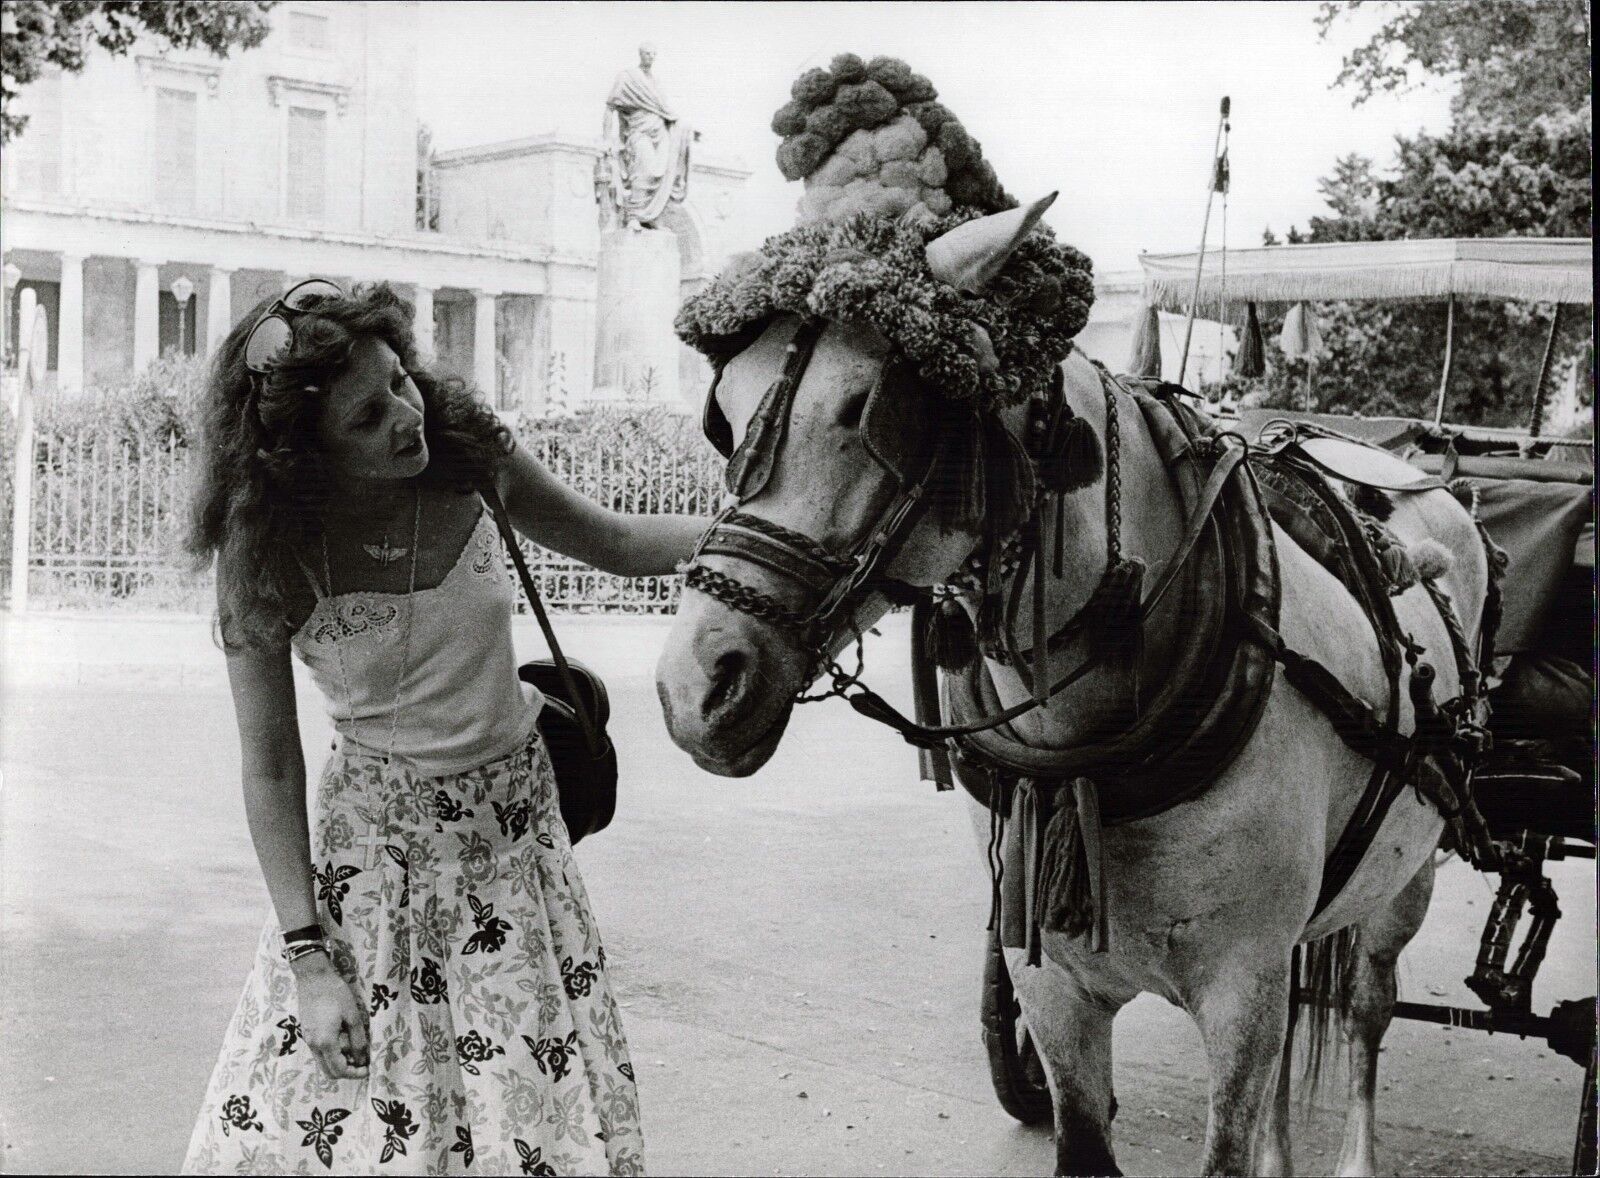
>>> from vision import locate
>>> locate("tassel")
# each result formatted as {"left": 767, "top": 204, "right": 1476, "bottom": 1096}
{"left": 1074, "top": 777, "right": 1108, "bottom": 952}
{"left": 1038, "top": 414, "right": 1103, "bottom": 494}
{"left": 1083, "top": 557, "right": 1146, "bottom": 662}
{"left": 1037, "top": 371, "right": 1103, "bottom": 496}
{"left": 1085, "top": 557, "right": 1146, "bottom": 718}
{"left": 1232, "top": 301, "right": 1265, "bottom": 379}
{"left": 1035, "top": 778, "right": 1110, "bottom": 951}
{"left": 1036, "top": 788, "right": 1093, "bottom": 939}
{"left": 1127, "top": 304, "right": 1162, "bottom": 379}
{"left": 925, "top": 596, "right": 978, "bottom": 672}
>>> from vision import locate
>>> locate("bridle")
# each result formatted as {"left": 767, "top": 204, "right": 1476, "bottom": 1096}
{"left": 681, "top": 318, "right": 947, "bottom": 690}
{"left": 682, "top": 326, "right": 1254, "bottom": 746}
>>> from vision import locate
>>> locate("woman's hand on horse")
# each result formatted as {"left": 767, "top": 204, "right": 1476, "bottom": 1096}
{"left": 292, "top": 956, "right": 370, "bottom": 1080}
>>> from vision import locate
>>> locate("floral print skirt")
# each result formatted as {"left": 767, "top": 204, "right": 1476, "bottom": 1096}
{"left": 182, "top": 730, "right": 643, "bottom": 1175}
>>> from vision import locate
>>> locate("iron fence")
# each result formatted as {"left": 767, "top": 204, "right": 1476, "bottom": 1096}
{"left": 0, "top": 411, "right": 726, "bottom": 613}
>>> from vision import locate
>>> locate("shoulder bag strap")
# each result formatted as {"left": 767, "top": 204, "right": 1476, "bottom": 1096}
{"left": 480, "top": 481, "right": 603, "bottom": 757}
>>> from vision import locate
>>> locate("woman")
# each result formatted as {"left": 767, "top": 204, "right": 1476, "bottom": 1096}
{"left": 182, "top": 281, "right": 704, "bottom": 1175}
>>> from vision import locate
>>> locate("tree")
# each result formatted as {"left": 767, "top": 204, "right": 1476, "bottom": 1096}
{"left": 1236, "top": 1, "right": 1592, "bottom": 426}
{"left": 1316, "top": 0, "right": 1591, "bottom": 125}
{"left": 1, "top": 1, "right": 276, "bottom": 142}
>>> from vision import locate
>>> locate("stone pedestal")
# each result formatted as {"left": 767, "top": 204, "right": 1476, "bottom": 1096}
{"left": 591, "top": 227, "right": 680, "bottom": 405}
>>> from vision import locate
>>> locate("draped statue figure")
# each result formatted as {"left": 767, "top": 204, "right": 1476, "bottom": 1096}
{"left": 599, "top": 44, "right": 691, "bottom": 230}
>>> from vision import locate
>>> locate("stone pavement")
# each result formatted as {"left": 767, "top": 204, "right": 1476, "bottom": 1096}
{"left": 0, "top": 612, "right": 1590, "bottom": 1175}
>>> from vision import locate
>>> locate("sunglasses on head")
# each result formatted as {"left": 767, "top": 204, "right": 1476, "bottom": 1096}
{"left": 243, "top": 279, "right": 345, "bottom": 375}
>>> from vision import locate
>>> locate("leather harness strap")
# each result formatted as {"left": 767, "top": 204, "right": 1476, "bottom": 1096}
{"left": 852, "top": 433, "right": 1251, "bottom": 747}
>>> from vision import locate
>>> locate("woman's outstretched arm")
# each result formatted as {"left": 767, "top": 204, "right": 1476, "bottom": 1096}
{"left": 496, "top": 438, "right": 709, "bottom": 577}
{"left": 223, "top": 605, "right": 369, "bottom": 1081}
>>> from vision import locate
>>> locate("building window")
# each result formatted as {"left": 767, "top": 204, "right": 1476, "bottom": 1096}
{"left": 153, "top": 86, "right": 198, "bottom": 213}
{"left": 286, "top": 105, "right": 326, "bottom": 220}
{"left": 288, "top": 10, "right": 331, "bottom": 51}
{"left": 12, "top": 72, "right": 63, "bottom": 197}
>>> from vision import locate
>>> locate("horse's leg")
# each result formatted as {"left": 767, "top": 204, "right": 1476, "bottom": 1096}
{"left": 1191, "top": 947, "right": 1295, "bottom": 1176}
{"left": 1255, "top": 1031, "right": 1294, "bottom": 1176}
{"left": 1334, "top": 857, "right": 1434, "bottom": 1177}
{"left": 1013, "top": 954, "right": 1126, "bottom": 1177}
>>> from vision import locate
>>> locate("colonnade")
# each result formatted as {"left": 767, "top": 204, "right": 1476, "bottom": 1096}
{"left": 10, "top": 251, "right": 497, "bottom": 399}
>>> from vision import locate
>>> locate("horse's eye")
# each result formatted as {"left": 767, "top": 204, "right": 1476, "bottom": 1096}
{"left": 836, "top": 391, "right": 869, "bottom": 430}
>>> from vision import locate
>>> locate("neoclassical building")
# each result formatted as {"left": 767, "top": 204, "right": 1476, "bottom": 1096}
{"left": 0, "top": 1, "right": 749, "bottom": 412}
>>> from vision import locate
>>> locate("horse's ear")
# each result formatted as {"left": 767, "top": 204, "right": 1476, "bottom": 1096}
{"left": 925, "top": 192, "right": 1059, "bottom": 293}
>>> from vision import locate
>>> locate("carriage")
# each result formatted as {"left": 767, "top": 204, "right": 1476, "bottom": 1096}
{"left": 982, "top": 236, "right": 1596, "bottom": 1172}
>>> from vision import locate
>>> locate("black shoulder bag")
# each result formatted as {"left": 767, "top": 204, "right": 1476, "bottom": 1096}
{"left": 482, "top": 483, "right": 617, "bottom": 844}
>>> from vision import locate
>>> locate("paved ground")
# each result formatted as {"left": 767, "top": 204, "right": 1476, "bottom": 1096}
{"left": 1, "top": 612, "right": 1592, "bottom": 1175}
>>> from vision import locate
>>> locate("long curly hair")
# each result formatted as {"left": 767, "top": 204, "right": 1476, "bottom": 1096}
{"left": 185, "top": 282, "right": 511, "bottom": 649}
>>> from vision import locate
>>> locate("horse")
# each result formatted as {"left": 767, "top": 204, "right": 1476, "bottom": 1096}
{"left": 654, "top": 197, "right": 1491, "bottom": 1176}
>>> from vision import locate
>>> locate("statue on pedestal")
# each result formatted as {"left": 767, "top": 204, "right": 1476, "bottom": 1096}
{"left": 599, "top": 44, "right": 691, "bottom": 230}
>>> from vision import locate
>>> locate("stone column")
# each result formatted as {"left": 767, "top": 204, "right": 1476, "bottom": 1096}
{"left": 472, "top": 289, "right": 498, "bottom": 401}
{"left": 133, "top": 259, "right": 163, "bottom": 370}
{"left": 57, "top": 252, "right": 85, "bottom": 395}
{"left": 205, "top": 267, "right": 233, "bottom": 356}
{"left": 592, "top": 228, "right": 680, "bottom": 404}
{"left": 412, "top": 285, "right": 435, "bottom": 357}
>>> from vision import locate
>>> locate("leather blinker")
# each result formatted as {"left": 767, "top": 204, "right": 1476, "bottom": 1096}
{"left": 862, "top": 356, "right": 938, "bottom": 487}
{"left": 717, "top": 319, "right": 826, "bottom": 502}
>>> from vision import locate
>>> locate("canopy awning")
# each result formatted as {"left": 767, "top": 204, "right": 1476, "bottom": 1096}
{"left": 1140, "top": 238, "right": 1593, "bottom": 316}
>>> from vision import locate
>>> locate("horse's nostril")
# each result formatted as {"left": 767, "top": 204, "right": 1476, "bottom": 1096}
{"left": 704, "top": 649, "right": 748, "bottom": 716}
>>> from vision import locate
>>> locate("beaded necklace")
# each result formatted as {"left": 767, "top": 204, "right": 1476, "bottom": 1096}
{"left": 320, "top": 486, "right": 422, "bottom": 766}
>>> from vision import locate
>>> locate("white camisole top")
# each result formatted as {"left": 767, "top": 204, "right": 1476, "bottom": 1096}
{"left": 290, "top": 507, "right": 542, "bottom": 777}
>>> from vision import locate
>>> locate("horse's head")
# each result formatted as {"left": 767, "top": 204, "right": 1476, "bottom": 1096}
{"left": 657, "top": 197, "right": 1069, "bottom": 775}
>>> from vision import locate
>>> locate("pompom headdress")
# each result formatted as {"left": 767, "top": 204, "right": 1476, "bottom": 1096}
{"left": 676, "top": 54, "right": 1096, "bottom": 412}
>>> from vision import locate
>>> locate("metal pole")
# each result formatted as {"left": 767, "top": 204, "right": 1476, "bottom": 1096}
{"left": 1527, "top": 302, "right": 1566, "bottom": 438}
{"left": 1179, "top": 97, "right": 1230, "bottom": 386}
{"left": 9, "top": 291, "right": 38, "bottom": 612}
{"left": 1432, "top": 293, "right": 1457, "bottom": 426}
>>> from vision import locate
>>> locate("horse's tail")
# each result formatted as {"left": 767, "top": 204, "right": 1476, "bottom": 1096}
{"left": 1293, "top": 925, "right": 1359, "bottom": 1106}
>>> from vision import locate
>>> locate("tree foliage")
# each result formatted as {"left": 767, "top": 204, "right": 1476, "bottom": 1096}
{"left": 1316, "top": 0, "right": 1591, "bottom": 124}
{"left": 1234, "top": 1, "right": 1592, "bottom": 427}
{"left": 1, "top": 0, "right": 276, "bottom": 142}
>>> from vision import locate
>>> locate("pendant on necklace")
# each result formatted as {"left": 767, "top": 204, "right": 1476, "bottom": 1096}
{"left": 363, "top": 540, "right": 410, "bottom": 565}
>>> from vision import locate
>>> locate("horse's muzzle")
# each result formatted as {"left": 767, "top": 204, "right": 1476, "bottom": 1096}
{"left": 655, "top": 599, "right": 805, "bottom": 776}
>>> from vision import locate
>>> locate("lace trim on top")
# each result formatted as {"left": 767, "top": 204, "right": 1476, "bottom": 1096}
{"left": 295, "top": 509, "right": 500, "bottom": 648}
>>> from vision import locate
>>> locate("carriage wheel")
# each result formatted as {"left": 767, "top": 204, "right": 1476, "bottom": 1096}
{"left": 982, "top": 929, "right": 1053, "bottom": 1126}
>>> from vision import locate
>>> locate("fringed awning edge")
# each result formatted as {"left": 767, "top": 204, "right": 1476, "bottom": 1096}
{"left": 1140, "top": 238, "right": 1593, "bottom": 314}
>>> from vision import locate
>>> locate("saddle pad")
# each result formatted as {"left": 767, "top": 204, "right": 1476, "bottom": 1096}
{"left": 1253, "top": 458, "right": 1421, "bottom": 605}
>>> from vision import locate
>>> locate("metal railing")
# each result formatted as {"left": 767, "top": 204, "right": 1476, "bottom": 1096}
{"left": 1, "top": 411, "right": 726, "bottom": 614}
